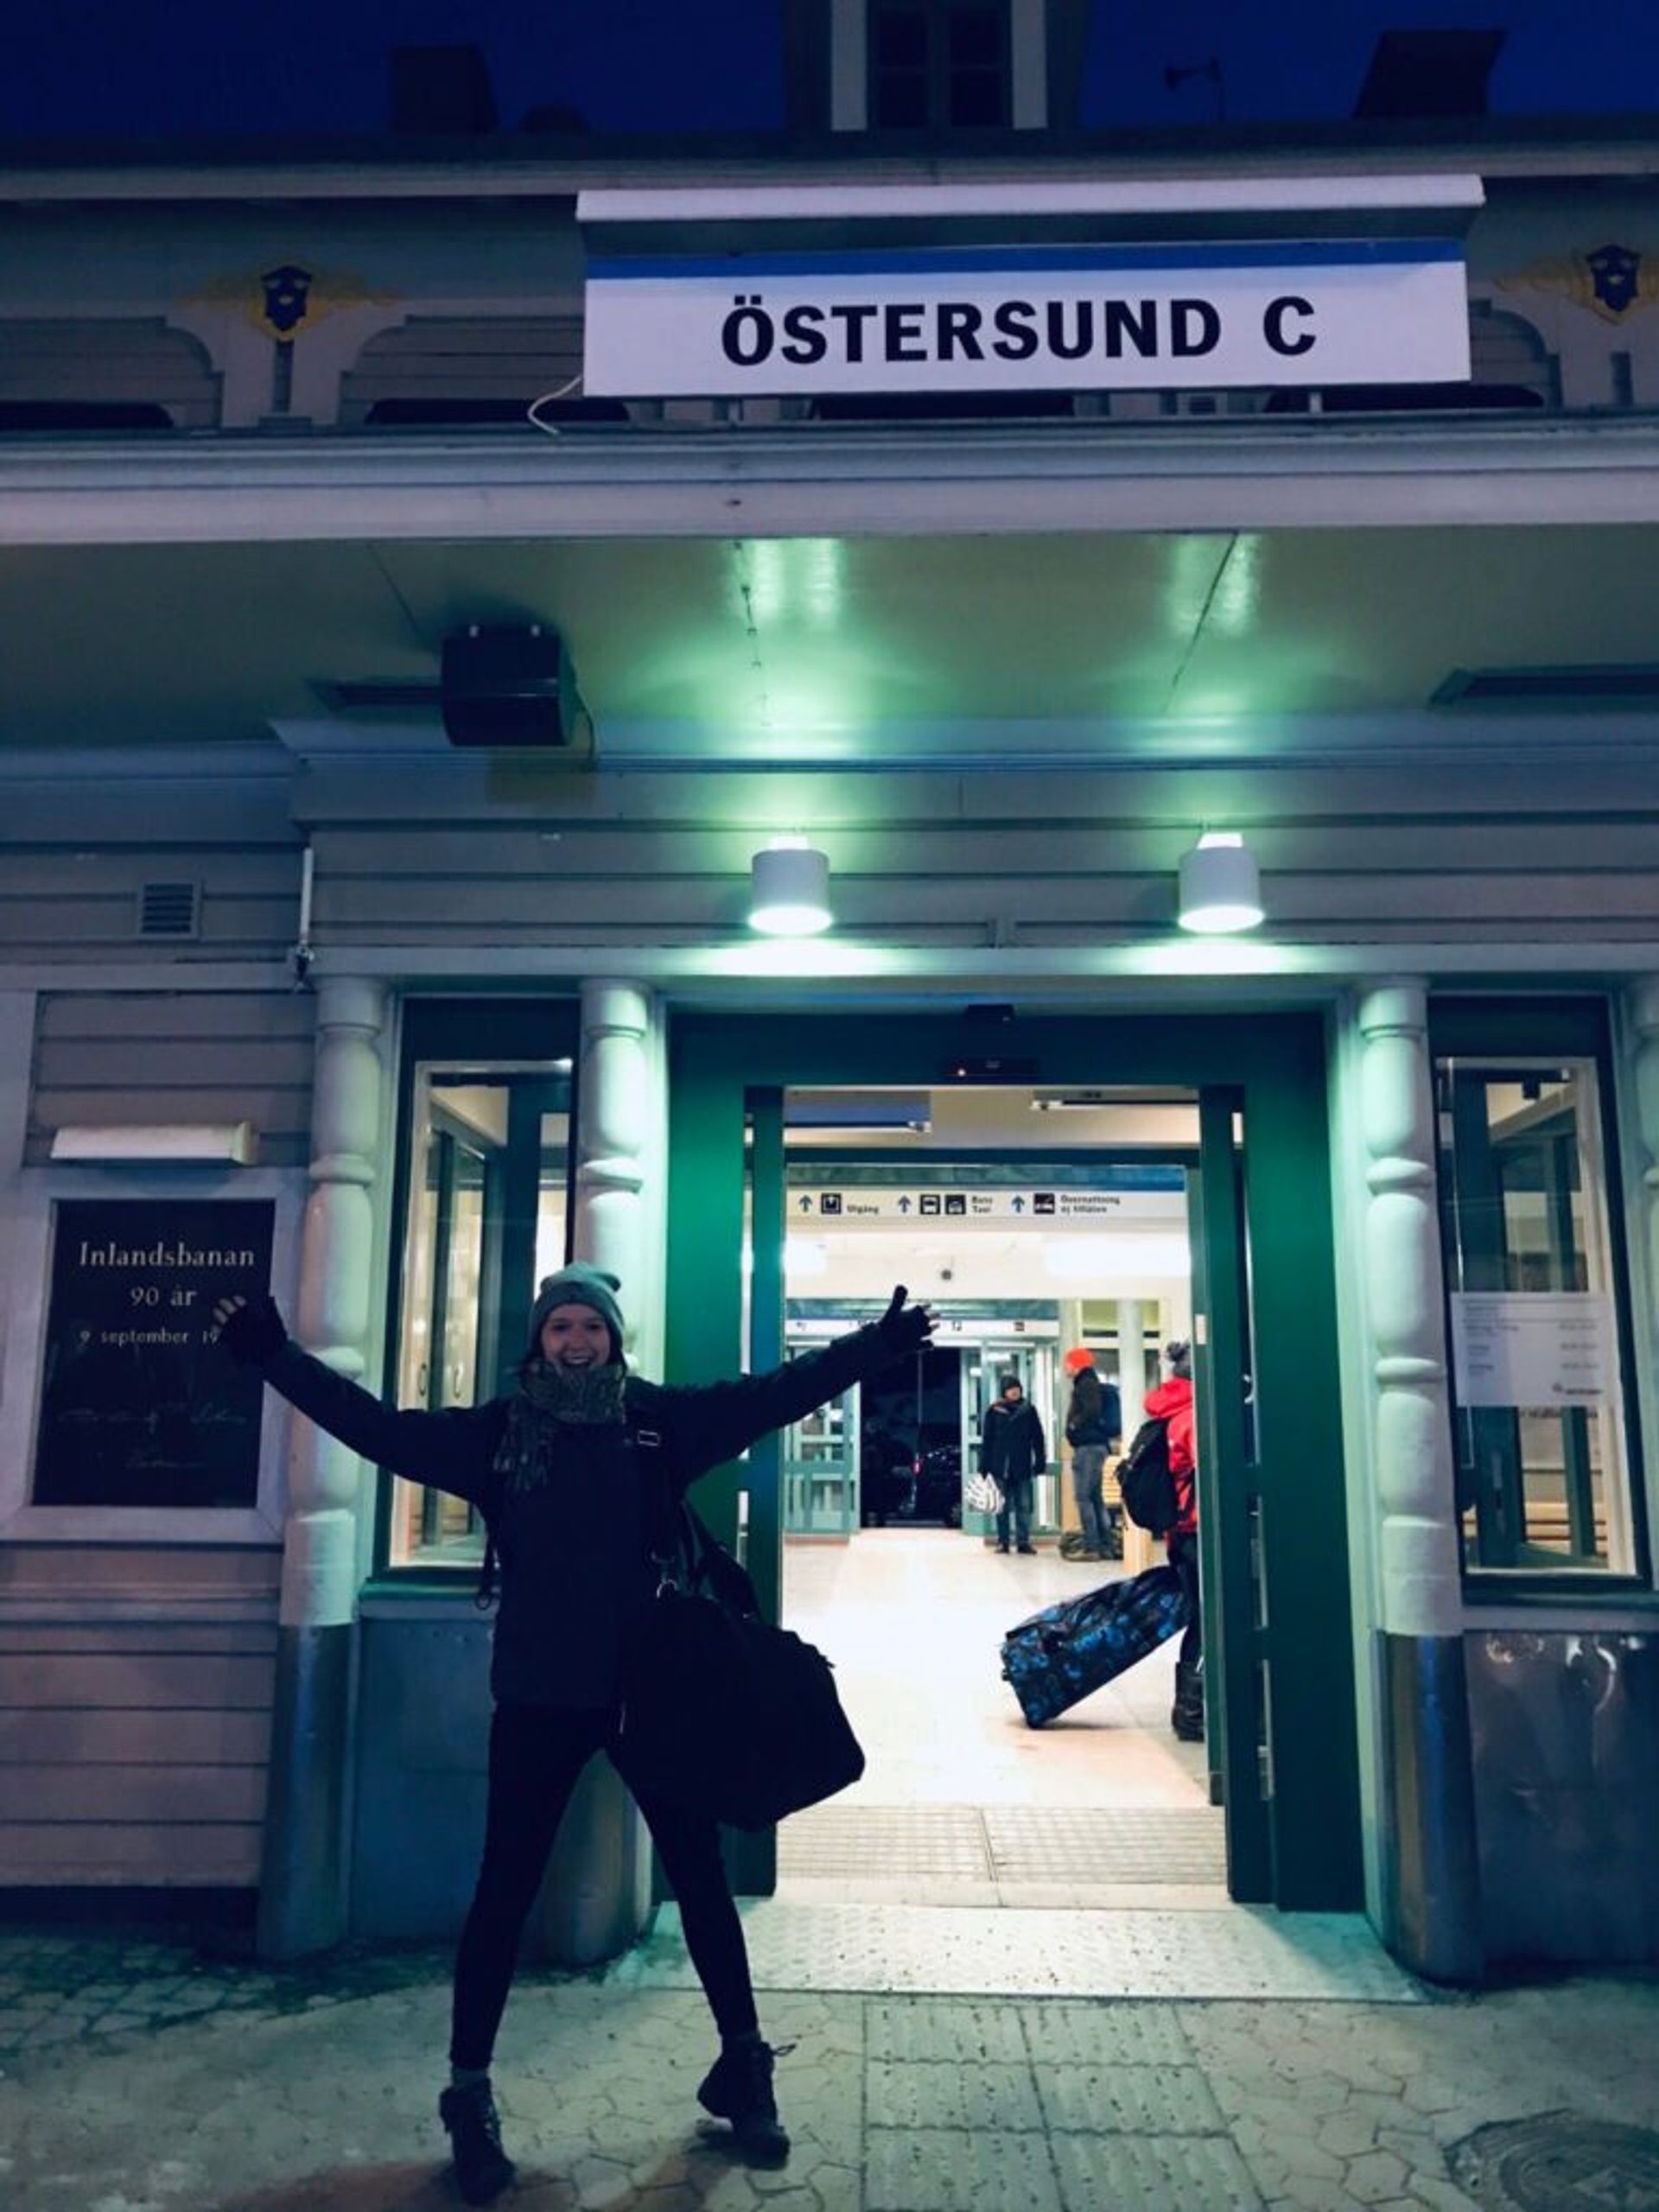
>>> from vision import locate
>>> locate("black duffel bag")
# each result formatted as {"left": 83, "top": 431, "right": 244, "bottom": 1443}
{"left": 617, "top": 1506, "right": 865, "bottom": 1830}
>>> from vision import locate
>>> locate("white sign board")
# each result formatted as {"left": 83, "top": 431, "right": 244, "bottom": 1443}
{"left": 790, "top": 1187, "right": 1179, "bottom": 1226}
{"left": 584, "top": 243, "right": 1471, "bottom": 397}
{"left": 1449, "top": 1292, "right": 1615, "bottom": 1408}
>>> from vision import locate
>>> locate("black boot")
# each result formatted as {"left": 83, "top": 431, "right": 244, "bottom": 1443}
{"left": 439, "top": 2079, "right": 518, "bottom": 2206}
{"left": 1171, "top": 1659, "right": 1205, "bottom": 1743}
{"left": 697, "top": 2034, "right": 791, "bottom": 2164}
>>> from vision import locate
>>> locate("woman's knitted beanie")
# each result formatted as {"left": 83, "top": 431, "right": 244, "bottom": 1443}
{"left": 526, "top": 1265, "right": 626, "bottom": 1363}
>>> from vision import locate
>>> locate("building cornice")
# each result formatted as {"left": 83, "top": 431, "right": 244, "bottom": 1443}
{"left": 1, "top": 122, "right": 1657, "bottom": 206}
{"left": 0, "top": 943, "right": 1650, "bottom": 1010}
{"left": 4, "top": 417, "right": 1659, "bottom": 548}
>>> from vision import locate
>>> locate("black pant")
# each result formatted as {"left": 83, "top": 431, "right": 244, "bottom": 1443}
{"left": 1170, "top": 1530, "right": 1203, "bottom": 1669}
{"left": 994, "top": 1476, "right": 1033, "bottom": 1548}
{"left": 449, "top": 1701, "right": 758, "bottom": 2070}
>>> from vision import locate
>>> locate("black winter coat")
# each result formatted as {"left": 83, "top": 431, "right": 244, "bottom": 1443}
{"left": 1065, "top": 1372, "right": 1122, "bottom": 1450}
{"left": 261, "top": 1323, "right": 895, "bottom": 1708}
{"left": 978, "top": 1396, "right": 1046, "bottom": 1485}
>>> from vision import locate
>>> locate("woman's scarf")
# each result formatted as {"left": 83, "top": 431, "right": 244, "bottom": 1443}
{"left": 495, "top": 1358, "right": 627, "bottom": 1494}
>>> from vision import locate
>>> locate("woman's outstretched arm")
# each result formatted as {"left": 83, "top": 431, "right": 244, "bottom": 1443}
{"left": 213, "top": 1294, "right": 502, "bottom": 1503}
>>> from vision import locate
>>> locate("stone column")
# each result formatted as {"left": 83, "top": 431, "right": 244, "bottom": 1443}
{"left": 257, "top": 976, "right": 386, "bottom": 1959}
{"left": 573, "top": 979, "right": 665, "bottom": 1377}
{"left": 1357, "top": 982, "right": 1482, "bottom": 1983}
{"left": 538, "top": 980, "right": 665, "bottom": 1967}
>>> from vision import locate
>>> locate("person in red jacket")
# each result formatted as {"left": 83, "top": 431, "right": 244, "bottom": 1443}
{"left": 1143, "top": 1340, "right": 1203, "bottom": 1741}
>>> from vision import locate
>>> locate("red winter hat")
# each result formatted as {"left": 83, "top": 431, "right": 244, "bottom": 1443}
{"left": 1063, "top": 1346, "right": 1096, "bottom": 1374}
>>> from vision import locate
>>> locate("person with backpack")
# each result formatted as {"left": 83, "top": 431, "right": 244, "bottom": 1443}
{"left": 1062, "top": 1346, "right": 1122, "bottom": 1559}
{"left": 979, "top": 1372, "right": 1046, "bottom": 1554}
{"left": 211, "top": 1264, "right": 932, "bottom": 2204}
{"left": 1142, "top": 1339, "right": 1203, "bottom": 1741}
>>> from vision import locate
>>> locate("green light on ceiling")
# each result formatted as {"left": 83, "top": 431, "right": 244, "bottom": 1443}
{"left": 740, "top": 538, "right": 848, "bottom": 631}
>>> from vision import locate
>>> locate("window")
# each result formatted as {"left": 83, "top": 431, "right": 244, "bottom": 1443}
{"left": 382, "top": 1010, "right": 576, "bottom": 1572}
{"left": 869, "top": 1, "right": 1010, "bottom": 129}
{"left": 1433, "top": 1010, "right": 1644, "bottom": 1580}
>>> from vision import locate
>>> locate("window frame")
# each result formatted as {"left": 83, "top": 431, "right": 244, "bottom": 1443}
{"left": 1429, "top": 995, "right": 1652, "bottom": 1599}
{"left": 369, "top": 996, "right": 581, "bottom": 1586}
{"left": 866, "top": 0, "right": 1014, "bottom": 131}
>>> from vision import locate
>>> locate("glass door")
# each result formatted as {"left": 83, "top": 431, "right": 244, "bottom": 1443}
{"left": 1191, "top": 1092, "right": 1268, "bottom": 1895}
{"left": 404, "top": 1116, "right": 492, "bottom": 1555}
{"left": 969, "top": 1339, "right": 1058, "bottom": 1529}
{"left": 784, "top": 1386, "right": 859, "bottom": 1535}
{"left": 384, "top": 1044, "right": 574, "bottom": 1572}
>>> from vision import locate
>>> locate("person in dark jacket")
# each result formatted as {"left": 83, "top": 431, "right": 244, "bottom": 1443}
{"left": 1143, "top": 1338, "right": 1203, "bottom": 1741}
{"left": 978, "top": 1373, "right": 1046, "bottom": 1554}
{"left": 1062, "top": 1346, "right": 1122, "bottom": 1559}
{"left": 213, "top": 1264, "right": 932, "bottom": 2205}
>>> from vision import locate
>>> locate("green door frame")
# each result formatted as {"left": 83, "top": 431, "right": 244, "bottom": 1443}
{"left": 664, "top": 1012, "right": 1359, "bottom": 1914}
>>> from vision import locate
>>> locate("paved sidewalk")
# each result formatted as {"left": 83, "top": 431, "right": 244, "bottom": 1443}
{"left": 3, "top": 1921, "right": 1659, "bottom": 2211}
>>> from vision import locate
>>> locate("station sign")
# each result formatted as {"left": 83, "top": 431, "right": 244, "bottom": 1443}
{"left": 32, "top": 1198, "right": 274, "bottom": 1510}
{"left": 583, "top": 240, "right": 1471, "bottom": 398}
{"left": 788, "top": 1308, "right": 1060, "bottom": 1339}
{"left": 790, "top": 1186, "right": 1178, "bottom": 1225}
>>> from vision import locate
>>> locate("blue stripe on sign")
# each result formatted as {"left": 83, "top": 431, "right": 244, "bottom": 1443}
{"left": 587, "top": 239, "right": 1463, "bottom": 282}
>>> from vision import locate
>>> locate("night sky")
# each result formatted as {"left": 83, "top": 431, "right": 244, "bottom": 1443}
{"left": 1, "top": 2, "right": 1655, "bottom": 140}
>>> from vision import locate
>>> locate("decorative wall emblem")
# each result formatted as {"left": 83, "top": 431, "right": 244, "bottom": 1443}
{"left": 260, "top": 263, "right": 314, "bottom": 335}
{"left": 1500, "top": 242, "right": 1659, "bottom": 321}
{"left": 184, "top": 264, "right": 397, "bottom": 339}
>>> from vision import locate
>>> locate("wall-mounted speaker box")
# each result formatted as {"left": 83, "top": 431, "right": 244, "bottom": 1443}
{"left": 440, "top": 626, "right": 584, "bottom": 747}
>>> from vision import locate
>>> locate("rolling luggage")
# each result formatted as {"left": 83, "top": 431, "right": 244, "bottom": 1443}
{"left": 1001, "top": 1564, "right": 1186, "bottom": 1728}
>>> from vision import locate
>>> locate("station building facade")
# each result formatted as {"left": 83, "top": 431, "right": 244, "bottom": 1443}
{"left": 1, "top": 72, "right": 1657, "bottom": 1982}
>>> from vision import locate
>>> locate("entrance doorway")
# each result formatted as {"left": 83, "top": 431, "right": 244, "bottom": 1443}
{"left": 665, "top": 1008, "right": 1359, "bottom": 1916}
{"left": 769, "top": 1085, "right": 1217, "bottom": 1904}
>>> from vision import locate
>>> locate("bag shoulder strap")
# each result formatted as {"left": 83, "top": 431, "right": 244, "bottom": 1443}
{"left": 623, "top": 1413, "right": 686, "bottom": 1573}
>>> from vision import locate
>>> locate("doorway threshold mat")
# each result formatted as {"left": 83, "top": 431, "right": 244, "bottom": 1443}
{"left": 779, "top": 1803, "right": 1228, "bottom": 1886}
{"left": 609, "top": 1899, "right": 1424, "bottom": 2004}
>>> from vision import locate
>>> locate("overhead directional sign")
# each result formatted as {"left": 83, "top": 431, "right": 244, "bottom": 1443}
{"left": 791, "top": 1186, "right": 1179, "bottom": 1226}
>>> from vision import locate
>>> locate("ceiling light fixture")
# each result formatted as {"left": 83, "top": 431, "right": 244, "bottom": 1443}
{"left": 747, "top": 837, "right": 832, "bottom": 937}
{"left": 1177, "top": 831, "right": 1264, "bottom": 935}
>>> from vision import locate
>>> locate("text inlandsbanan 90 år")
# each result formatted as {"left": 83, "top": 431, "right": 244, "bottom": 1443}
{"left": 718, "top": 291, "right": 1318, "bottom": 368}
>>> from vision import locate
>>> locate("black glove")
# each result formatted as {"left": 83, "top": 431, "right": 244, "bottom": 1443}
{"left": 213, "top": 1293, "right": 288, "bottom": 1368}
{"left": 874, "top": 1284, "right": 934, "bottom": 1357}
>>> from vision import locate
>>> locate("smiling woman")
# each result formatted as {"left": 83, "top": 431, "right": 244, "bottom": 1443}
{"left": 211, "top": 1258, "right": 932, "bottom": 2198}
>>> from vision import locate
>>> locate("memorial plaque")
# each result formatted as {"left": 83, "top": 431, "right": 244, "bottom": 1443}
{"left": 33, "top": 1198, "right": 275, "bottom": 1510}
